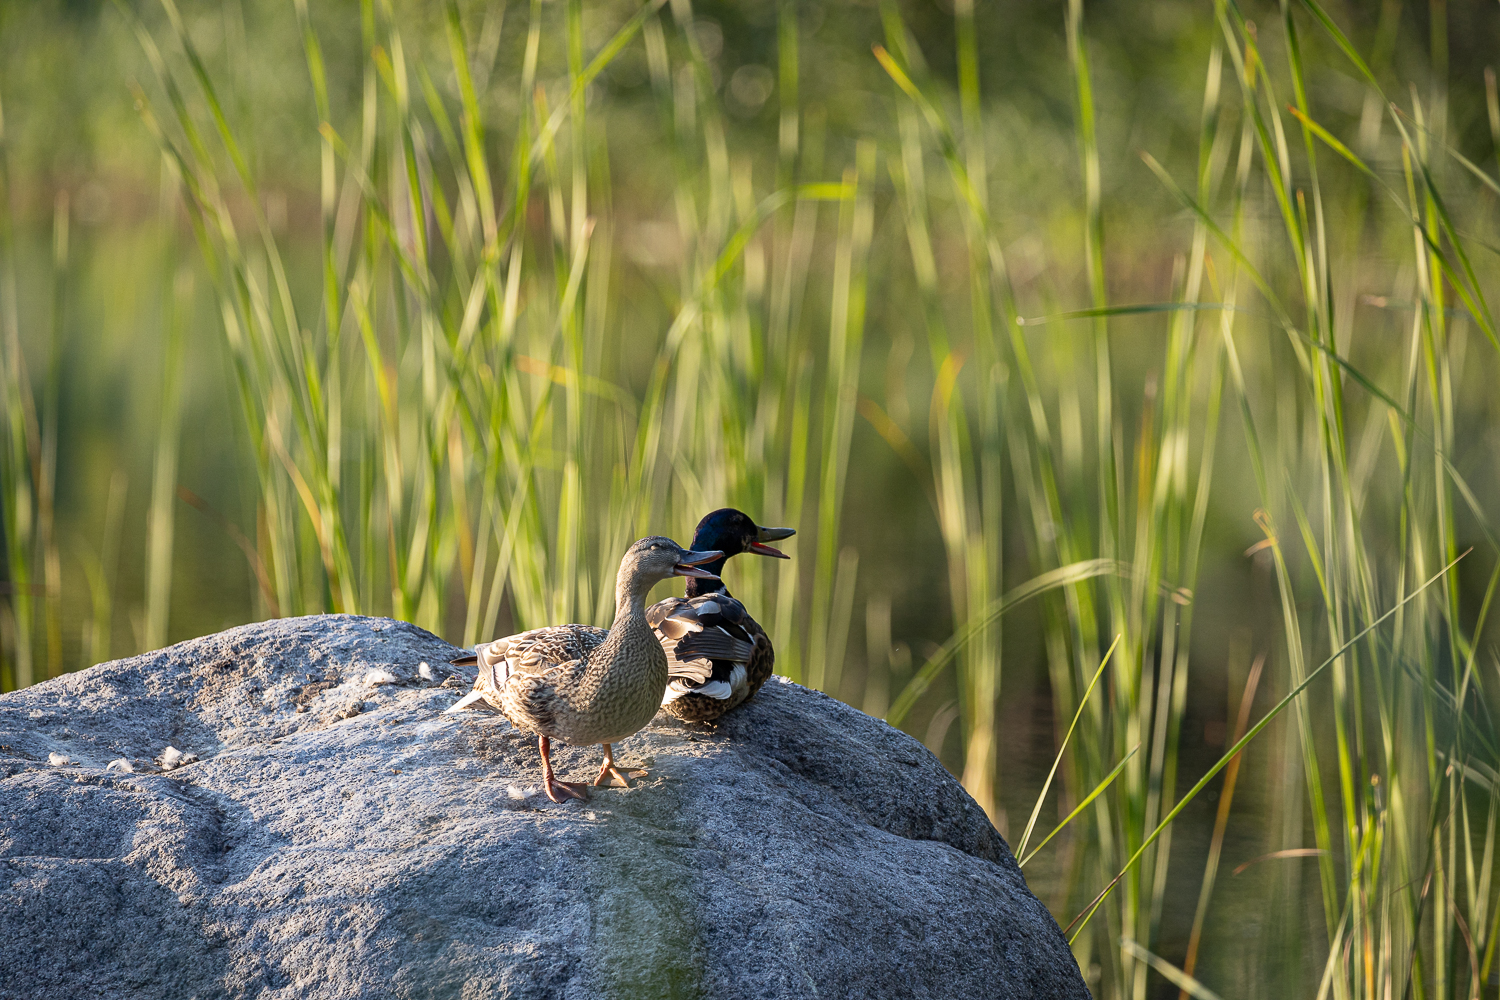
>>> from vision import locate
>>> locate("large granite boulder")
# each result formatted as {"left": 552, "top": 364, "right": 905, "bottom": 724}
{"left": 0, "top": 614, "right": 1088, "bottom": 999}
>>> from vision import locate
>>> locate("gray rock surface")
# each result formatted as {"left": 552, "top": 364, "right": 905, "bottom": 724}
{"left": 0, "top": 614, "right": 1088, "bottom": 1000}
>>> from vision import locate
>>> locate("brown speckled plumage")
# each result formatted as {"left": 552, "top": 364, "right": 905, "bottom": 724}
{"left": 472, "top": 616, "right": 669, "bottom": 746}
{"left": 447, "top": 536, "right": 723, "bottom": 800}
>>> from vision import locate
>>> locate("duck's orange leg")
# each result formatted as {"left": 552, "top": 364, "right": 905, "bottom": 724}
{"left": 539, "top": 735, "right": 589, "bottom": 803}
{"left": 593, "top": 743, "right": 642, "bottom": 788}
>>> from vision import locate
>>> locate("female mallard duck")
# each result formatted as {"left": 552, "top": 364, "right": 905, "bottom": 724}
{"left": 647, "top": 508, "right": 794, "bottom": 723}
{"left": 446, "top": 536, "right": 722, "bottom": 803}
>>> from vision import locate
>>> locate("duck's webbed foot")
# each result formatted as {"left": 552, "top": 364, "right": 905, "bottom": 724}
{"left": 538, "top": 735, "right": 590, "bottom": 803}
{"left": 594, "top": 743, "right": 649, "bottom": 788}
{"left": 545, "top": 778, "right": 591, "bottom": 803}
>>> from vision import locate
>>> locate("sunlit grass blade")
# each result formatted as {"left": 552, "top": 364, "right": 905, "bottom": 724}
{"left": 0, "top": 78, "right": 38, "bottom": 690}
{"left": 1021, "top": 744, "right": 1138, "bottom": 868}
{"left": 1066, "top": 548, "right": 1470, "bottom": 943}
{"left": 1120, "top": 939, "right": 1225, "bottom": 1000}
{"left": 528, "top": 0, "right": 668, "bottom": 164}
{"left": 1015, "top": 303, "right": 1241, "bottom": 326}
{"left": 144, "top": 263, "right": 188, "bottom": 650}
{"left": 1018, "top": 633, "right": 1122, "bottom": 857}
{"left": 1180, "top": 653, "right": 1266, "bottom": 991}
{"left": 887, "top": 559, "right": 1123, "bottom": 727}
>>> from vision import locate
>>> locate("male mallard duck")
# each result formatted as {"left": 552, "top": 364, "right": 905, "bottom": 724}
{"left": 647, "top": 508, "right": 794, "bottom": 723}
{"left": 446, "top": 536, "right": 722, "bottom": 803}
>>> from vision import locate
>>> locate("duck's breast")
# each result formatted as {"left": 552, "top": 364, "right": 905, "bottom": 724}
{"left": 564, "top": 638, "right": 669, "bottom": 745}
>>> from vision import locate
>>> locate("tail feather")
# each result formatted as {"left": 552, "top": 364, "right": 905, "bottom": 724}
{"left": 445, "top": 690, "right": 488, "bottom": 714}
{"left": 450, "top": 653, "right": 479, "bottom": 667}
{"left": 661, "top": 677, "right": 734, "bottom": 706}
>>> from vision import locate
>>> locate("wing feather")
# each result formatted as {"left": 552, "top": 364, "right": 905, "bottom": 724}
{"left": 673, "top": 629, "right": 755, "bottom": 664}
{"left": 651, "top": 591, "right": 767, "bottom": 709}
{"left": 645, "top": 597, "right": 689, "bottom": 630}
{"left": 465, "top": 624, "right": 608, "bottom": 699}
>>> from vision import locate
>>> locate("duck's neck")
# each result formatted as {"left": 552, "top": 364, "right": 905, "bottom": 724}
{"left": 613, "top": 569, "right": 653, "bottom": 624}
{"left": 600, "top": 572, "right": 662, "bottom": 667}
{"left": 684, "top": 533, "right": 731, "bottom": 599}
{"left": 684, "top": 564, "right": 728, "bottom": 599}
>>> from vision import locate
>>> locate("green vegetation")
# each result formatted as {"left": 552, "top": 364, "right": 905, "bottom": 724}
{"left": 3, "top": 0, "right": 1500, "bottom": 996}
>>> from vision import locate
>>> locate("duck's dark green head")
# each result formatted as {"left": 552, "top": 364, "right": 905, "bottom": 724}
{"left": 690, "top": 508, "right": 796, "bottom": 561}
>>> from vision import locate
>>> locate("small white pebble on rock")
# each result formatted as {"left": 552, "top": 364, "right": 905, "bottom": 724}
{"left": 48, "top": 753, "right": 72, "bottom": 767}
{"left": 365, "top": 668, "right": 398, "bottom": 686}
{"left": 418, "top": 662, "right": 434, "bottom": 681}
{"left": 106, "top": 758, "right": 134, "bottom": 773}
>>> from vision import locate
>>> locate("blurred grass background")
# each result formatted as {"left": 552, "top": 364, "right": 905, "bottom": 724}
{"left": 5, "top": 0, "right": 1500, "bottom": 996}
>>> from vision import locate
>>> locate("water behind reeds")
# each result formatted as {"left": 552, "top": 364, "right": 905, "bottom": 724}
{"left": 4, "top": 1, "right": 1500, "bottom": 996}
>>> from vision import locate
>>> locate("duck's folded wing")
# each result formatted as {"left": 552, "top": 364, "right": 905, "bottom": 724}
{"left": 649, "top": 594, "right": 761, "bottom": 702}
{"left": 447, "top": 625, "right": 603, "bottom": 714}
{"left": 465, "top": 625, "right": 607, "bottom": 684}
{"left": 673, "top": 628, "right": 755, "bottom": 665}
{"left": 662, "top": 652, "right": 752, "bottom": 703}
{"left": 652, "top": 595, "right": 755, "bottom": 643}
{"left": 647, "top": 598, "right": 706, "bottom": 681}
{"left": 511, "top": 627, "right": 609, "bottom": 673}
{"left": 645, "top": 597, "right": 681, "bottom": 626}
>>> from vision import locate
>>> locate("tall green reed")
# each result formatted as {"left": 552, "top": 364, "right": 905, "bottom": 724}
{"left": 870, "top": 4, "right": 1225, "bottom": 990}
{"left": 0, "top": 85, "right": 70, "bottom": 691}
{"left": 871, "top": 0, "right": 1500, "bottom": 996}
{"left": 0, "top": 83, "right": 36, "bottom": 692}
{"left": 119, "top": 0, "right": 863, "bottom": 692}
